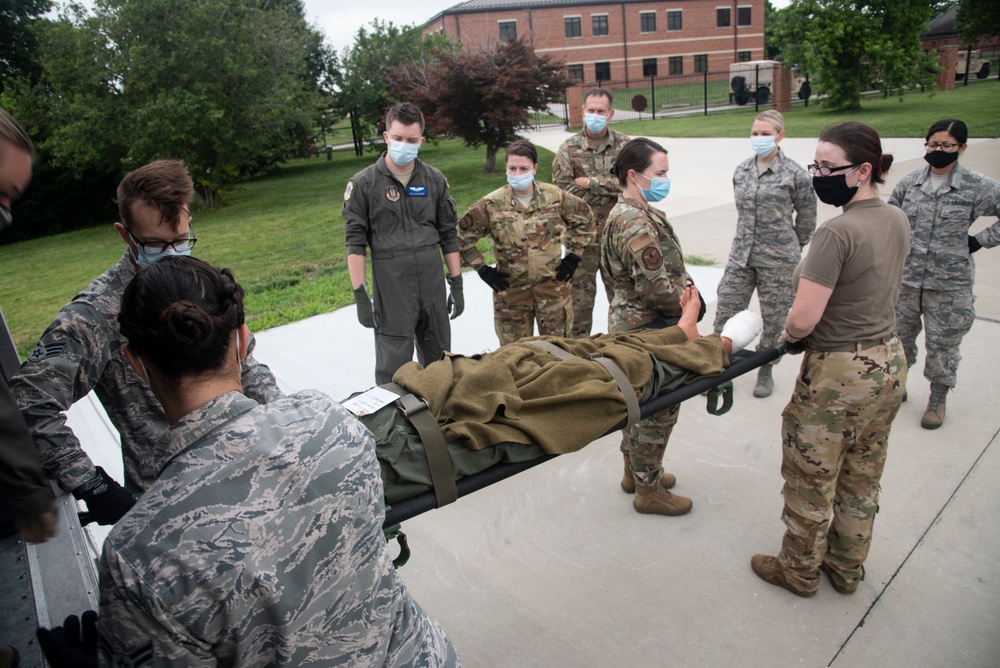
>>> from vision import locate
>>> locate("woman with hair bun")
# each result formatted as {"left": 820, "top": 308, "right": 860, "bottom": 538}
{"left": 94, "top": 256, "right": 458, "bottom": 666}
{"left": 752, "top": 122, "right": 909, "bottom": 598}
{"left": 601, "top": 137, "right": 701, "bottom": 517}
{"left": 888, "top": 119, "right": 1000, "bottom": 429}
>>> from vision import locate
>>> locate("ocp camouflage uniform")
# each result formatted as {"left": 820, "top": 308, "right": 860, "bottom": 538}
{"left": 601, "top": 195, "right": 691, "bottom": 485}
{"left": 9, "top": 252, "right": 283, "bottom": 494}
{"left": 98, "top": 390, "right": 459, "bottom": 667}
{"left": 713, "top": 150, "right": 816, "bottom": 363}
{"left": 458, "top": 181, "right": 594, "bottom": 345}
{"left": 779, "top": 342, "right": 907, "bottom": 592}
{"left": 888, "top": 163, "right": 1000, "bottom": 388}
{"left": 552, "top": 127, "right": 631, "bottom": 337}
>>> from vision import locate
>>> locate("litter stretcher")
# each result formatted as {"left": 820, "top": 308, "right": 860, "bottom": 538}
{"left": 343, "top": 328, "right": 787, "bottom": 567}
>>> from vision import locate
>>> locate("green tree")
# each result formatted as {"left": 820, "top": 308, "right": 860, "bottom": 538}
{"left": 764, "top": 0, "right": 781, "bottom": 60}
{"left": 775, "top": 0, "right": 938, "bottom": 111}
{"left": 335, "top": 20, "right": 456, "bottom": 145}
{"left": 389, "top": 38, "right": 568, "bottom": 173}
{"left": 4, "top": 0, "right": 330, "bottom": 208}
{"left": 0, "top": 0, "right": 52, "bottom": 92}
{"left": 955, "top": 0, "right": 1000, "bottom": 42}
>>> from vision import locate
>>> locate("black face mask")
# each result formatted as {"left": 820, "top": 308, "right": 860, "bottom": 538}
{"left": 924, "top": 150, "right": 959, "bottom": 169}
{"left": 812, "top": 173, "right": 858, "bottom": 207}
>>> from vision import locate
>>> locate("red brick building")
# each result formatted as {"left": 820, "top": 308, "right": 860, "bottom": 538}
{"left": 423, "top": 0, "right": 765, "bottom": 84}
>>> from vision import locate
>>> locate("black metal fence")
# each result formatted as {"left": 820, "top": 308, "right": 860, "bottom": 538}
{"left": 320, "top": 64, "right": 787, "bottom": 154}
{"left": 571, "top": 65, "right": 782, "bottom": 124}
{"left": 316, "top": 120, "right": 364, "bottom": 156}
{"left": 524, "top": 97, "right": 570, "bottom": 131}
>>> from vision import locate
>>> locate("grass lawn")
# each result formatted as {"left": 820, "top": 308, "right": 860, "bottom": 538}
{"left": 1, "top": 83, "right": 996, "bottom": 358}
{"left": 607, "top": 81, "right": 1000, "bottom": 138}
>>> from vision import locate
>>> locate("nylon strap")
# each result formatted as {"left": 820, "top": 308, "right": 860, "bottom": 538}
{"left": 524, "top": 340, "right": 641, "bottom": 429}
{"left": 382, "top": 382, "right": 458, "bottom": 507}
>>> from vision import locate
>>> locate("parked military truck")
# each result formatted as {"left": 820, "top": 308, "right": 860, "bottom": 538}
{"left": 729, "top": 60, "right": 809, "bottom": 106}
{"left": 956, "top": 49, "right": 990, "bottom": 80}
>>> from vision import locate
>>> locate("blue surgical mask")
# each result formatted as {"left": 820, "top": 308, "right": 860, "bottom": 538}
{"left": 387, "top": 140, "right": 419, "bottom": 166}
{"left": 638, "top": 174, "right": 671, "bottom": 202}
{"left": 135, "top": 243, "right": 192, "bottom": 267}
{"left": 507, "top": 171, "right": 535, "bottom": 191}
{"left": 584, "top": 113, "right": 608, "bottom": 135}
{"left": 751, "top": 136, "right": 777, "bottom": 158}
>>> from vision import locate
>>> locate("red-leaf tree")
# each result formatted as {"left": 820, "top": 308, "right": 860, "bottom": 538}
{"left": 390, "top": 38, "right": 568, "bottom": 173}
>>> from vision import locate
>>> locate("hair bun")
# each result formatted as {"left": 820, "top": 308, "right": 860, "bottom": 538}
{"left": 880, "top": 153, "right": 894, "bottom": 173}
{"left": 161, "top": 301, "right": 214, "bottom": 352}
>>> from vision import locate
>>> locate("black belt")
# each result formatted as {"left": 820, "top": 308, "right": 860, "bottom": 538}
{"left": 808, "top": 335, "right": 896, "bottom": 354}
{"left": 371, "top": 244, "right": 438, "bottom": 260}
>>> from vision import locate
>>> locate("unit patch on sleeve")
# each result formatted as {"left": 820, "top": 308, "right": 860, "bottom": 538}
{"left": 627, "top": 232, "right": 662, "bottom": 271}
{"left": 343, "top": 181, "right": 354, "bottom": 201}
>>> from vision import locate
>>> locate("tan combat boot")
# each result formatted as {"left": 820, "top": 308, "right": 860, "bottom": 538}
{"left": 751, "top": 554, "right": 817, "bottom": 598}
{"left": 620, "top": 453, "right": 676, "bottom": 493}
{"left": 921, "top": 382, "right": 948, "bottom": 430}
{"left": 633, "top": 483, "right": 692, "bottom": 516}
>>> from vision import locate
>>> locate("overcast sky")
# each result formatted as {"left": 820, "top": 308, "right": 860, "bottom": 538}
{"left": 305, "top": 0, "right": 460, "bottom": 54}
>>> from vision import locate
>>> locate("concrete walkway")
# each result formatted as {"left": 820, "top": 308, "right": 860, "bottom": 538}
{"left": 70, "top": 133, "right": 1000, "bottom": 667}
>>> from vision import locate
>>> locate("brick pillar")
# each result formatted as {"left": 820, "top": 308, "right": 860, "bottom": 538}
{"left": 567, "top": 85, "right": 585, "bottom": 129}
{"left": 936, "top": 47, "right": 956, "bottom": 91}
{"left": 773, "top": 63, "right": 792, "bottom": 112}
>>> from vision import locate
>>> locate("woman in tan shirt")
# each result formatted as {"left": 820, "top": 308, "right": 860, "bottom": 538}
{"left": 751, "top": 122, "right": 909, "bottom": 597}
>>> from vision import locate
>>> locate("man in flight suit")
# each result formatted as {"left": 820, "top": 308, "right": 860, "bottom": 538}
{"left": 343, "top": 103, "right": 464, "bottom": 384}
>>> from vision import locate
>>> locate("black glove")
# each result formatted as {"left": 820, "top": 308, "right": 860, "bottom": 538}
{"left": 353, "top": 283, "right": 374, "bottom": 328}
{"left": 555, "top": 253, "right": 581, "bottom": 282}
{"left": 74, "top": 467, "right": 135, "bottom": 526}
{"left": 968, "top": 235, "right": 982, "bottom": 253}
{"left": 37, "top": 611, "right": 98, "bottom": 668}
{"left": 477, "top": 265, "right": 510, "bottom": 292}
{"left": 446, "top": 274, "right": 464, "bottom": 319}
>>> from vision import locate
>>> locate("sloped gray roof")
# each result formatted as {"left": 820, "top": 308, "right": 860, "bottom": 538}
{"left": 921, "top": 4, "right": 958, "bottom": 40}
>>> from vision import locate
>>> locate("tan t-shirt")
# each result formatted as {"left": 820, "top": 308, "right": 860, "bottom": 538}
{"left": 793, "top": 197, "right": 910, "bottom": 350}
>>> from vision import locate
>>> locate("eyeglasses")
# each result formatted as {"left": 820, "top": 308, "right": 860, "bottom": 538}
{"left": 807, "top": 163, "right": 858, "bottom": 177}
{"left": 128, "top": 226, "right": 198, "bottom": 255}
{"left": 924, "top": 141, "right": 960, "bottom": 151}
